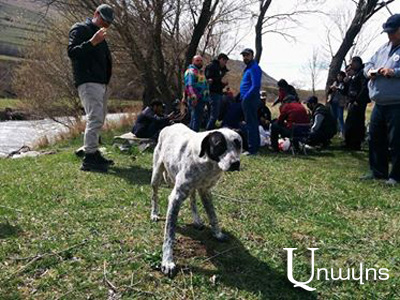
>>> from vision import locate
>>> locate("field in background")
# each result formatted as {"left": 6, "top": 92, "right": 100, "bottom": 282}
{"left": 0, "top": 125, "right": 398, "bottom": 299}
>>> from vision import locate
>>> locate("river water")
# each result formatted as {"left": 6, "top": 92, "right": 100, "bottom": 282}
{"left": 0, "top": 113, "right": 130, "bottom": 156}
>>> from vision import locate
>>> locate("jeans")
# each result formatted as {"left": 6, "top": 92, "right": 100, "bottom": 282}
{"left": 369, "top": 103, "right": 400, "bottom": 181}
{"left": 206, "top": 93, "right": 221, "bottom": 130}
{"left": 77, "top": 83, "right": 108, "bottom": 154}
{"left": 330, "top": 102, "right": 345, "bottom": 134}
{"left": 189, "top": 100, "right": 205, "bottom": 132}
{"left": 242, "top": 96, "right": 261, "bottom": 154}
{"left": 345, "top": 103, "right": 367, "bottom": 150}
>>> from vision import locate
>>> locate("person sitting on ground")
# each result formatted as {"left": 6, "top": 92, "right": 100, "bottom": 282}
{"left": 272, "top": 79, "right": 299, "bottom": 106}
{"left": 305, "top": 96, "right": 337, "bottom": 148}
{"left": 131, "top": 99, "right": 174, "bottom": 140}
{"left": 259, "top": 91, "right": 272, "bottom": 129}
{"left": 222, "top": 93, "right": 244, "bottom": 129}
{"left": 270, "top": 97, "right": 309, "bottom": 151}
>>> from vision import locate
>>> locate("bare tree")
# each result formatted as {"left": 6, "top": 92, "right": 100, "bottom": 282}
{"left": 325, "top": 0, "right": 396, "bottom": 93}
{"left": 302, "top": 47, "right": 327, "bottom": 95}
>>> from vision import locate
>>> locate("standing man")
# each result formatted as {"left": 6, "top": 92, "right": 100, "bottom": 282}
{"left": 184, "top": 55, "right": 210, "bottom": 132}
{"left": 344, "top": 56, "right": 370, "bottom": 150}
{"left": 240, "top": 48, "right": 262, "bottom": 155}
{"left": 205, "top": 53, "right": 229, "bottom": 130}
{"left": 68, "top": 4, "right": 114, "bottom": 172}
{"left": 362, "top": 14, "right": 400, "bottom": 185}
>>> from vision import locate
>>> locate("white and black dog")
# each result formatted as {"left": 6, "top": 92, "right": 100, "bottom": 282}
{"left": 150, "top": 123, "right": 242, "bottom": 276}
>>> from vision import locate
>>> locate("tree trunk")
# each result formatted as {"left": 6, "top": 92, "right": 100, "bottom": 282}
{"left": 255, "top": 0, "right": 272, "bottom": 63}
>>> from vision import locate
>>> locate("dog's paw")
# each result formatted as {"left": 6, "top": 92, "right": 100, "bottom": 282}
{"left": 213, "top": 232, "right": 228, "bottom": 242}
{"left": 193, "top": 220, "right": 205, "bottom": 230}
{"left": 150, "top": 213, "right": 160, "bottom": 222}
{"left": 161, "top": 261, "right": 177, "bottom": 278}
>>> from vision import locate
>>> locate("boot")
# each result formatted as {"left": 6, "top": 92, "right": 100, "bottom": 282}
{"left": 81, "top": 152, "right": 109, "bottom": 172}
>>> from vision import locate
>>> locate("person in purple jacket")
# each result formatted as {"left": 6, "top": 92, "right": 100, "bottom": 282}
{"left": 240, "top": 48, "right": 262, "bottom": 155}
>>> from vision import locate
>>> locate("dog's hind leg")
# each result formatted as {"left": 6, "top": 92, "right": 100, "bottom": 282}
{"left": 162, "top": 185, "right": 188, "bottom": 277}
{"left": 150, "top": 153, "right": 164, "bottom": 222}
{"left": 199, "top": 190, "right": 228, "bottom": 242}
{"left": 190, "top": 190, "right": 204, "bottom": 230}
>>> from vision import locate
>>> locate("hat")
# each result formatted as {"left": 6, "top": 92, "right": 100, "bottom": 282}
{"left": 304, "top": 96, "right": 318, "bottom": 104}
{"left": 382, "top": 14, "right": 400, "bottom": 33}
{"left": 97, "top": 4, "right": 115, "bottom": 24}
{"left": 240, "top": 48, "right": 254, "bottom": 55}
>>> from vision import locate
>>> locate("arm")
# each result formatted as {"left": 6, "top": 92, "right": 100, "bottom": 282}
{"left": 243, "top": 66, "right": 261, "bottom": 100}
{"left": 311, "top": 114, "right": 324, "bottom": 132}
{"left": 67, "top": 26, "right": 94, "bottom": 59}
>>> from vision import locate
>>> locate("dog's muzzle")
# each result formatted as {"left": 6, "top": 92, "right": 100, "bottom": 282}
{"left": 228, "top": 161, "right": 240, "bottom": 171}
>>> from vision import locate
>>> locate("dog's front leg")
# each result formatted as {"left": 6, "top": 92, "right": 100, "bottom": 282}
{"left": 199, "top": 190, "right": 228, "bottom": 242}
{"left": 162, "top": 186, "right": 187, "bottom": 277}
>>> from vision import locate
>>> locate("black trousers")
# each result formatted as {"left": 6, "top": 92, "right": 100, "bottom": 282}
{"left": 344, "top": 103, "right": 367, "bottom": 150}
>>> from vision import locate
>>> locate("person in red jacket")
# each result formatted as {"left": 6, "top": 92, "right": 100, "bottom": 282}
{"left": 270, "top": 99, "right": 310, "bottom": 151}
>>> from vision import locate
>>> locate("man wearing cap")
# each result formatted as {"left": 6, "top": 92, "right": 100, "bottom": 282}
{"left": 68, "top": 4, "right": 114, "bottom": 172}
{"left": 205, "top": 53, "right": 229, "bottom": 130}
{"left": 240, "top": 48, "right": 262, "bottom": 155}
{"left": 305, "top": 96, "right": 337, "bottom": 148}
{"left": 184, "top": 55, "right": 210, "bottom": 132}
{"left": 362, "top": 14, "right": 400, "bottom": 185}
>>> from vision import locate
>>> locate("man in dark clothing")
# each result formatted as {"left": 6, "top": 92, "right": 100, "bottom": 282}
{"left": 270, "top": 99, "right": 310, "bottom": 151}
{"left": 205, "top": 53, "right": 229, "bottom": 130}
{"left": 272, "top": 79, "right": 299, "bottom": 106}
{"left": 344, "top": 56, "right": 370, "bottom": 150}
{"left": 68, "top": 4, "right": 114, "bottom": 172}
{"left": 259, "top": 92, "right": 272, "bottom": 130}
{"left": 305, "top": 96, "right": 337, "bottom": 147}
{"left": 132, "top": 100, "right": 173, "bottom": 140}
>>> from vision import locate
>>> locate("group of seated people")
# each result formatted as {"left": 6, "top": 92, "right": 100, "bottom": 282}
{"left": 131, "top": 82, "right": 338, "bottom": 153}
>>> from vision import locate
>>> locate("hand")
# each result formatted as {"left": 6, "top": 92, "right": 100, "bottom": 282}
{"left": 221, "top": 79, "right": 228, "bottom": 86}
{"left": 379, "top": 68, "right": 395, "bottom": 78}
{"left": 90, "top": 28, "right": 107, "bottom": 46}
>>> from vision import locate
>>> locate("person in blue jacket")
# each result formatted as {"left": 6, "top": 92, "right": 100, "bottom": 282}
{"left": 362, "top": 14, "right": 400, "bottom": 185}
{"left": 240, "top": 48, "right": 262, "bottom": 155}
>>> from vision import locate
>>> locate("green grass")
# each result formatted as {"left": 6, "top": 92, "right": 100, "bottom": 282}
{"left": 0, "top": 98, "right": 22, "bottom": 109}
{"left": 0, "top": 126, "right": 399, "bottom": 299}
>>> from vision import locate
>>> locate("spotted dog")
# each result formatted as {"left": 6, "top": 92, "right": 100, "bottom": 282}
{"left": 150, "top": 123, "right": 242, "bottom": 277}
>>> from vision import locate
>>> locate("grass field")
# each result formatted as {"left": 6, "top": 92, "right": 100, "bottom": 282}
{"left": 0, "top": 98, "right": 22, "bottom": 110}
{"left": 0, "top": 125, "right": 399, "bottom": 299}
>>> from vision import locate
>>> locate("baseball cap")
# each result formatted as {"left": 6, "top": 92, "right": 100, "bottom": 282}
{"left": 97, "top": 4, "right": 115, "bottom": 24}
{"left": 304, "top": 96, "right": 318, "bottom": 104}
{"left": 240, "top": 48, "right": 254, "bottom": 55}
{"left": 382, "top": 14, "right": 400, "bottom": 33}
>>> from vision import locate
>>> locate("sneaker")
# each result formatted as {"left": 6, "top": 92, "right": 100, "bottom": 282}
{"left": 81, "top": 152, "right": 109, "bottom": 172}
{"left": 93, "top": 150, "right": 114, "bottom": 166}
{"left": 385, "top": 178, "right": 398, "bottom": 186}
{"left": 360, "top": 173, "right": 377, "bottom": 181}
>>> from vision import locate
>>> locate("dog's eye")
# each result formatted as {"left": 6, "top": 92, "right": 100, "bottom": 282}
{"left": 233, "top": 139, "right": 241, "bottom": 149}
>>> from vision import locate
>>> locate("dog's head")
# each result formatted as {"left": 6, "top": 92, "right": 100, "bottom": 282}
{"left": 199, "top": 129, "right": 242, "bottom": 171}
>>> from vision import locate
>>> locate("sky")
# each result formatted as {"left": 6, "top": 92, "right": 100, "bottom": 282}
{"left": 230, "top": 0, "right": 400, "bottom": 90}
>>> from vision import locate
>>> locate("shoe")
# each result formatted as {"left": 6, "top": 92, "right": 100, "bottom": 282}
{"left": 93, "top": 150, "right": 114, "bottom": 166}
{"left": 81, "top": 152, "right": 109, "bottom": 172}
{"left": 385, "top": 178, "right": 398, "bottom": 186}
{"left": 360, "top": 173, "right": 377, "bottom": 181}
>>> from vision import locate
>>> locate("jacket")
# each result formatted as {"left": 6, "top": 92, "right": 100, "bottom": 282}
{"left": 205, "top": 59, "right": 228, "bottom": 94}
{"left": 347, "top": 67, "right": 370, "bottom": 106}
{"left": 240, "top": 60, "right": 262, "bottom": 101}
{"left": 184, "top": 64, "right": 210, "bottom": 103}
{"left": 311, "top": 103, "right": 337, "bottom": 138}
{"left": 278, "top": 102, "right": 310, "bottom": 129}
{"left": 68, "top": 18, "right": 112, "bottom": 87}
{"left": 132, "top": 107, "right": 170, "bottom": 138}
{"left": 365, "top": 42, "right": 400, "bottom": 105}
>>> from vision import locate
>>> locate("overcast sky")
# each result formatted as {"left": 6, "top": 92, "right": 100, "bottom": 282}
{"left": 230, "top": 0, "right": 400, "bottom": 90}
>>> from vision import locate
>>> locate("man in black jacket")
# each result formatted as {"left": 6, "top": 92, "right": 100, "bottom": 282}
{"left": 205, "top": 53, "right": 229, "bottom": 130}
{"left": 344, "top": 56, "right": 370, "bottom": 150}
{"left": 132, "top": 100, "right": 174, "bottom": 140}
{"left": 305, "top": 96, "right": 337, "bottom": 147}
{"left": 68, "top": 4, "right": 114, "bottom": 172}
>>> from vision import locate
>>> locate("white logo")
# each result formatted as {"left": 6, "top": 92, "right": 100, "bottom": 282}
{"left": 393, "top": 54, "right": 399, "bottom": 62}
{"left": 283, "top": 248, "right": 390, "bottom": 291}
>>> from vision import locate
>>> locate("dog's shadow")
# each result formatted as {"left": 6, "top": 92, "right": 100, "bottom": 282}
{"left": 176, "top": 226, "right": 317, "bottom": 300}
{"left": 107, "top": 165, "right": 152, "bottom": 186}
{"left": 0, "top": 222, "right": 22, "bottom": 239}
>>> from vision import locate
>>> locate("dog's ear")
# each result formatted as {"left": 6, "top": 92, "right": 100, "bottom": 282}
{"left": 200, "top": 134, "right": 211, "bottom": 158}
{"left": 232, "top": 129, "right": 248, "bottom": 152}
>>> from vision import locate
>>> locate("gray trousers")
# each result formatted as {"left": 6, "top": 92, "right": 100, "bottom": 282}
{"left": 77, "top": 83, "right": 109, "bottom": 154}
